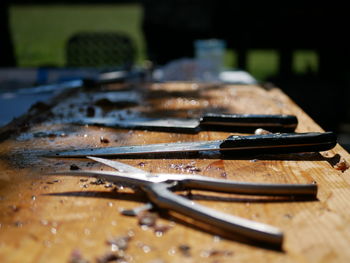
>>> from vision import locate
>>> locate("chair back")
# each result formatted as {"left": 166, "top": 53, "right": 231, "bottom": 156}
{"left": 66, "top": 32, "right": 135, "bottom": 70}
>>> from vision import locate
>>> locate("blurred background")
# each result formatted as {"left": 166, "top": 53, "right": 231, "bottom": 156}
{"left": 4, "top": 1, "right": 322, "bottom": 79}
{"left": 1, "top": 0, "right": 350, "bottom": 149}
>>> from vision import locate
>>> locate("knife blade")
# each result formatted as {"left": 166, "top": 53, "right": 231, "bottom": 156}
{"left": 74, "top": 113, "right": 298, "bottom": 133}
{"left": 17, "top": 70, "right": 144, "bottom": 95}
{"left": 50, "top": 132, "right": 336, "bottom": 158}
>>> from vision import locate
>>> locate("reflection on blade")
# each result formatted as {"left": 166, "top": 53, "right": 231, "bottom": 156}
{"left": 87, "top": 156, "right": 147, "bottom": 173}
{"left": 52, "top": 170, "right": 151, "bottom": 185}
{"left": 53, "top": 140, "right": 222, "bottom": 157}
{"left": 78, "top": 117, "right": 200, "bottom": 132}
{"left": 18, "top": 79, "right": 83, "bottom": 95}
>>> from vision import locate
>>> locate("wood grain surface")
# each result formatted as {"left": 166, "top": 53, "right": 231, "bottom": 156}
{"left": 0, "top": 83, "right": 349, "bottom": 263}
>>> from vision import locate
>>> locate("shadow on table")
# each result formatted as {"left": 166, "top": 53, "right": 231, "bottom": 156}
{"left": 45, "top": 189, "right": 316, "bottom": 251}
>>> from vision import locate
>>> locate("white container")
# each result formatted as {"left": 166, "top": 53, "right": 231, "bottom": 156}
{"left": 194, "top": 39, "right": 226, "bottom": 81}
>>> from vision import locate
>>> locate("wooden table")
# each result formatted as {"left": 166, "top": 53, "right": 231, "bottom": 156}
{"left": 0, "top": 82, "right": 349, "bottom": 263}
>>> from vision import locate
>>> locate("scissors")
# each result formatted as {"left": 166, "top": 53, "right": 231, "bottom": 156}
{"left": 50, "top": 156, "right": 317, "bottom": 247}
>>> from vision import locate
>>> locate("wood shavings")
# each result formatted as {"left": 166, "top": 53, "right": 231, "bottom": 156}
{"left": 204, "top": 160, "right": 227, "bottom": 178}
{"left": 90, "top": 178, "right": 106, "bottom": 185}
{"left": 70, "top": 164, "right": 80, "bottom": 170}
{"left": 154, "top": 224, "right": 172, "bottom": 236}
{"left": 68, "top": 249, "right": 90, "bottom": 263}
{"left": 137, "top": 211, "right": 173, "bottom": 235}
{"left": 200, "top": 249, "right": 234, "bottom": 258}
{"left": 169, "top": 162, "right": 201, "bottom": 173}
{"left": 100, "top": 136, "right": 110, "bottom": 144}
{"left": 138, "top": 211, "right": 157, "bottom": 228}
{"left": 106, "top": 235, "right": 132, "bottom": 251}
{"left": 178, "top": 244, "right": 191, "bottom": 257}
{"left": 96, "top": 251, "right": 125, "bottom": 263}
{"left": 138, "top": 162, "right": 146, "bottom": 167}
{"left": 254, "top": 128, "right": 272, "bottom": 135}
{"left": 334, "top": 158, "right": 349, "bottom": 173}
{"left": 46, "top": 179, "right": 61, "bottom": 184}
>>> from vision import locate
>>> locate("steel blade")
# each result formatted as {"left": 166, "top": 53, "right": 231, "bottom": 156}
{"left": 87, "top": 156, "right": 147, "bottom": 173}
{"left": 18, "top": 79, "right": 83, "bottom": 95}
{"left": 51, "top": 140, "right": 222, "bottom": 157}
{"left": 50, "top": 170, "right": 151, "bottom": 186}
{"left": 78, "top": 117, "right": 200, "bottom": 133}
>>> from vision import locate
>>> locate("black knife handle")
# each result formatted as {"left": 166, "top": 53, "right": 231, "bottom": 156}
{"left": 199, "top": 113, "right": 298, "bottom": 132}
{"left": 220, "top": 132, "right": 337, "bottom": 155}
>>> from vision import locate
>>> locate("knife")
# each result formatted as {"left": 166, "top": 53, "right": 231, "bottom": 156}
{"left": 17, "top": 70, "right": 144, "bottom": 95}
{"left": 50, "top": 131, "right": 336, "bottom": 158}
{"left": 74, "top": 113, "right": 298, "bottom": 133}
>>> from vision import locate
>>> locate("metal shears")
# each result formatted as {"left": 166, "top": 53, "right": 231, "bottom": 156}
{"left": 50, "top": 156, "right": 317, "bottom": 247}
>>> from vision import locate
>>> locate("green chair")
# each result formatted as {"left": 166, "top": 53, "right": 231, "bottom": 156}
{"left": 66, "top": 32, "right": 135, "bottom": 70}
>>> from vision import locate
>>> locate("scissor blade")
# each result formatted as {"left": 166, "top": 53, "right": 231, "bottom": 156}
{"left": 51, "top": 140, "right": 222, "bottom": 158}
{"left": 77, "top": 117, "right": 200, "bottom": 133}
{"left": 50, "top": 170, "right": 151, "bottom": 186}
{"left": 87, "top": 156, "right": 147, "bottom": 174}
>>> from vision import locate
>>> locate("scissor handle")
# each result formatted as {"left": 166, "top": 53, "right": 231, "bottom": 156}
{"left": 220, "top": 132, "right": 337, "bottom": 155}
{"left": 143, "top": 183, "right": 283, "bottom": 246}
{"left": 199, "top": 113, "right": 298, "bottom": 132}
{"left": 181, "top": 177, "right": 317, "bottom": 196}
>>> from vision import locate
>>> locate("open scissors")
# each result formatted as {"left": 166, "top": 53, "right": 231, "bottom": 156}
{"left": 50, "top": 156, "right": 317, "bottom": 247}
